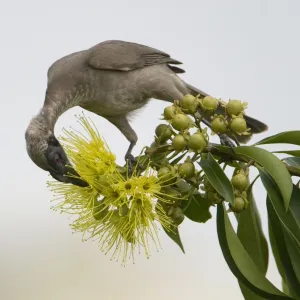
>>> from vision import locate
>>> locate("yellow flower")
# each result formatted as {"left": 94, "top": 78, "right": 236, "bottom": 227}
{"left": 48, "top": 180, "right": 96, "bottom": 215}
{"left": 48, "top": 114, "right": 185, "bottom": 264}
{"left": 60, "top": 114, "right": 116, "bottom": 187}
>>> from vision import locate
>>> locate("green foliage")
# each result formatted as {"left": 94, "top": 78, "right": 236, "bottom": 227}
{"left": 256, "top": 131, "right": 300, "bottom": 146}
{"left": 199, "top": 153, "right": 235, "bottom": 205}
{"left": 181, "top": 193, "right": 212, "bottom": 223}
{"left": 217, "top": 203, "right": 291, "bottom": 299}
{"left": 144, "top": 95, "right": 300, "bottom": 299}
{"left": 162, "top": 225, "right": 185, "bottom": 253}
{"left": 236, "top": 184, "right": 269, "bottom": 299}
{"left": 235, "top": 146, "right": 293, "bottom": 210}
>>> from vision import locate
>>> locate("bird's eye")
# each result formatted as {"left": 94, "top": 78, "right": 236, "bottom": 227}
{"left": 54, "top": 153, "right": 64, "bottom": 164}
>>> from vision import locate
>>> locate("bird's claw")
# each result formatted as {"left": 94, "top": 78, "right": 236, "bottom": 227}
{"left": 125, "top": 153, "right": 137, "bottom": 177}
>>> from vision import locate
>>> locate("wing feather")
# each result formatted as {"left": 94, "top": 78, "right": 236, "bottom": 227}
{"left": 86, "top": 40, "right": 183, "bottom": 72}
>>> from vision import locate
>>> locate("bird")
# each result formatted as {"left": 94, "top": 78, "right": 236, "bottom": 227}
{"left": 25, "top": 40, "right": 267, "bottom": 186}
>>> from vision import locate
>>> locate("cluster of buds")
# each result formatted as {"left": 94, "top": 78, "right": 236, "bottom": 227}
{"left": 154, "top": 95, "right": 210, "bottom": 154}
{"left": 148, "top": 94, "right": 252, "bottom": 214}
{"left": 211, "top": 99, "right": 250, "bottom": 136}
{"left": 229, "top": 168, "right": 249, "bottom": 213}
{"left": 156, "top": 165, "right": 186, "bottom": 225}
{"left": 154, "top": 95, "right": 251, "bottom": 156}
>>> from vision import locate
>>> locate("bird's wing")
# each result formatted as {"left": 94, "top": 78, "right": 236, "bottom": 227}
{"left": 86, "top": 40, "right": 183, "bottom": 72}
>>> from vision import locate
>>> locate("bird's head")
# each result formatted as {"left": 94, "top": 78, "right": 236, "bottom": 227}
{"left": 25, "top": 116, "right": 88, "bottom": 187}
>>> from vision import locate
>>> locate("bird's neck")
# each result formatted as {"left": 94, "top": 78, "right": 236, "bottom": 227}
{"left": 38, "top": 105, "right": 62, "bottom": 133}
{"left": 39, "top": 87, "right": 78, "bottom": 132}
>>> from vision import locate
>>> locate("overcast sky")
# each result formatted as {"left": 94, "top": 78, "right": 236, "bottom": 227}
{"left": 1, "top": 1, "right": 300, "bottom": 299}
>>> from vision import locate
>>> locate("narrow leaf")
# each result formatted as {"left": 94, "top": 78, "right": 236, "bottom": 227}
{"left": 260, "top": 169, "right": 300, "bottom": 247}
{"left": 239, "top": 283, "right": 267, "bottom": 300}
{"left": 256, "top": 131, "right": 300, "bottom": 146}
{"left": 162, "top": 225, "right": 185, "bottom": 253}
{"left": 283, "top": 157, "right": 300, "bottom": 168}
{"left": 283, "top": 228, "right": 300, "bottom": 285}
{"left": 236, "top": 180, "right": 269, "bottom": 300}
{"left": 237, "top": 186, "right": 269, "bottom": 273}
{"left": 290, "top": 185, "right": 300, "bottom": 229}
{"left": 267, "top": 200, "right": 300, "bottom": 298}
{"left": 199, "top": 153, "right": 235, "bottom": 205}
{"left": 235, "top": 146, "right": 293, "bottom": 210}
{"left": 274, "top": 150, "right": 300, "bottom": 157}
{"left": 217, "top": 203, "right": 291, "bottom": 299}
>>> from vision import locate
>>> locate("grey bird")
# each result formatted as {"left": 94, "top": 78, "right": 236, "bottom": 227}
{"left": 25, "top": 40, "right": 267, "bottom": 186}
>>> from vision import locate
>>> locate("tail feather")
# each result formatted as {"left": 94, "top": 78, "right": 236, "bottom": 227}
{"left": 244, "top": 115, "right": 268, "bottom": 134}
{"left": 185, "top": 83, "right": 268, "bottom": 143}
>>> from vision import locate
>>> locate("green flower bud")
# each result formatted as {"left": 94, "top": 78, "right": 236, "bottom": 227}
{"left": 211, "top": 116, "right": 228, "bottom": 134}
{"left": 145, "top": 142, "right": 158, "bottom": 155}
{"left": 172, "top": 134, "right": 187, "bottom": 151}
{"left": 164, "top": 105, "right": 176, "bottom": 120}
{"left": 188, "top": 133, "right": 207, "bottom": 152}
{"left": 155, "top": 124, "right": 173, "bottom": 142}
{"left": 230, "top": 116, "right": 248, "bottom": 134}
{"left": 157, "top": 166, "right": 177, "bottom": 185}
{"left": 230, "top": 196, "right": 248, "bottom": 212}
{"left": 231, "top": 173, "right": 248, "bottom": 190}
{"left": 171, "top": 114, "right": 191, "bottom": 131}
{"left": 182, "top": 94, "right": 199, "bottom": 114}
{"left": 201, "top": 96, "right": 219, "bottom": 111}
{"left": 182, "top": 94, "right": 196, "bottom": 109}
{"left": 226, "top": 100, "right": 247, "bottom": 117}
{"left": 178, "top": 162, "right": 195, "bottom": 179}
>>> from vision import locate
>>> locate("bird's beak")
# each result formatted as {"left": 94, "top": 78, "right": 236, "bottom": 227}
{"left": 50, "top": 166, "right": 89, "bottom": 187}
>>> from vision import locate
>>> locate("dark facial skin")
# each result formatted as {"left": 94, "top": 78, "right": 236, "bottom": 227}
{"left": 45, "top": 135, "right": 88, "bottom": 187}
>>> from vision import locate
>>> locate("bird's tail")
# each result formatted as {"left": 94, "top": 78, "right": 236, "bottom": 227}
{"left": 185, "top": 83, "right": 268, "bottom": 144}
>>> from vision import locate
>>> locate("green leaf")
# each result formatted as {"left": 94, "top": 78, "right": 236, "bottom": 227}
{"left": 199, "top": 153, "right": 235, "bottom": 205}
{"left": 217, "top": 203, "right": 291, "bottom": 299}
{"left": 176, "top": 179, "right": 195, "bottom": 194}
{"left": 236, "top": 184, "right": 269, "bottom": 299}
{"left": 260, "top": 169, "right": 300, "bottom": 247}
{"left": 269, "top": 219, "right": 288, "bottom": 281}
{"left": 239, "top": 283, "right": 267, "bottom": 300}
{"left": 256, "top": 131, "right": 300, "bottom": 146}
{"left": 181, "top": 193, "right": 212, "bottom": 223}
{"left": 283, "top": 157, "right": 300, "bottom": 168}
{"left": 267, "top": 200, "right": 300, "bottom": 299}
{"left": 235, "top": 146, "right": 293, "bottom": 210}
{"left": 274, "top": 150, "right": 300, "bottom": 157}
{"left": 176, "top": 180, "right": 212, "bottom": 223}
{"left": 283, "top": 229, "right": 300, "bottom": 287}
{"left": 237, "top": 186, "right": 269, "bottom": 273}
{"left": 290, "top": 185, "right": 300, "bottom": 229}
{"left": 162, "top": 225, "right": 185, "bottom": 254}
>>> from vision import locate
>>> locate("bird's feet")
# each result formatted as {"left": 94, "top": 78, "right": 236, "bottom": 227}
{"left": 218, "top": 133, "right": 237, "bottom": 149}
{"left": 125, "top": 153, "right": 137, "bottom": 177}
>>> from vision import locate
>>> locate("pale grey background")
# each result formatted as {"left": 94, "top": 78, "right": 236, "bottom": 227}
{"left": 1, "top": 0, "right": 299, "bottom": 299}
